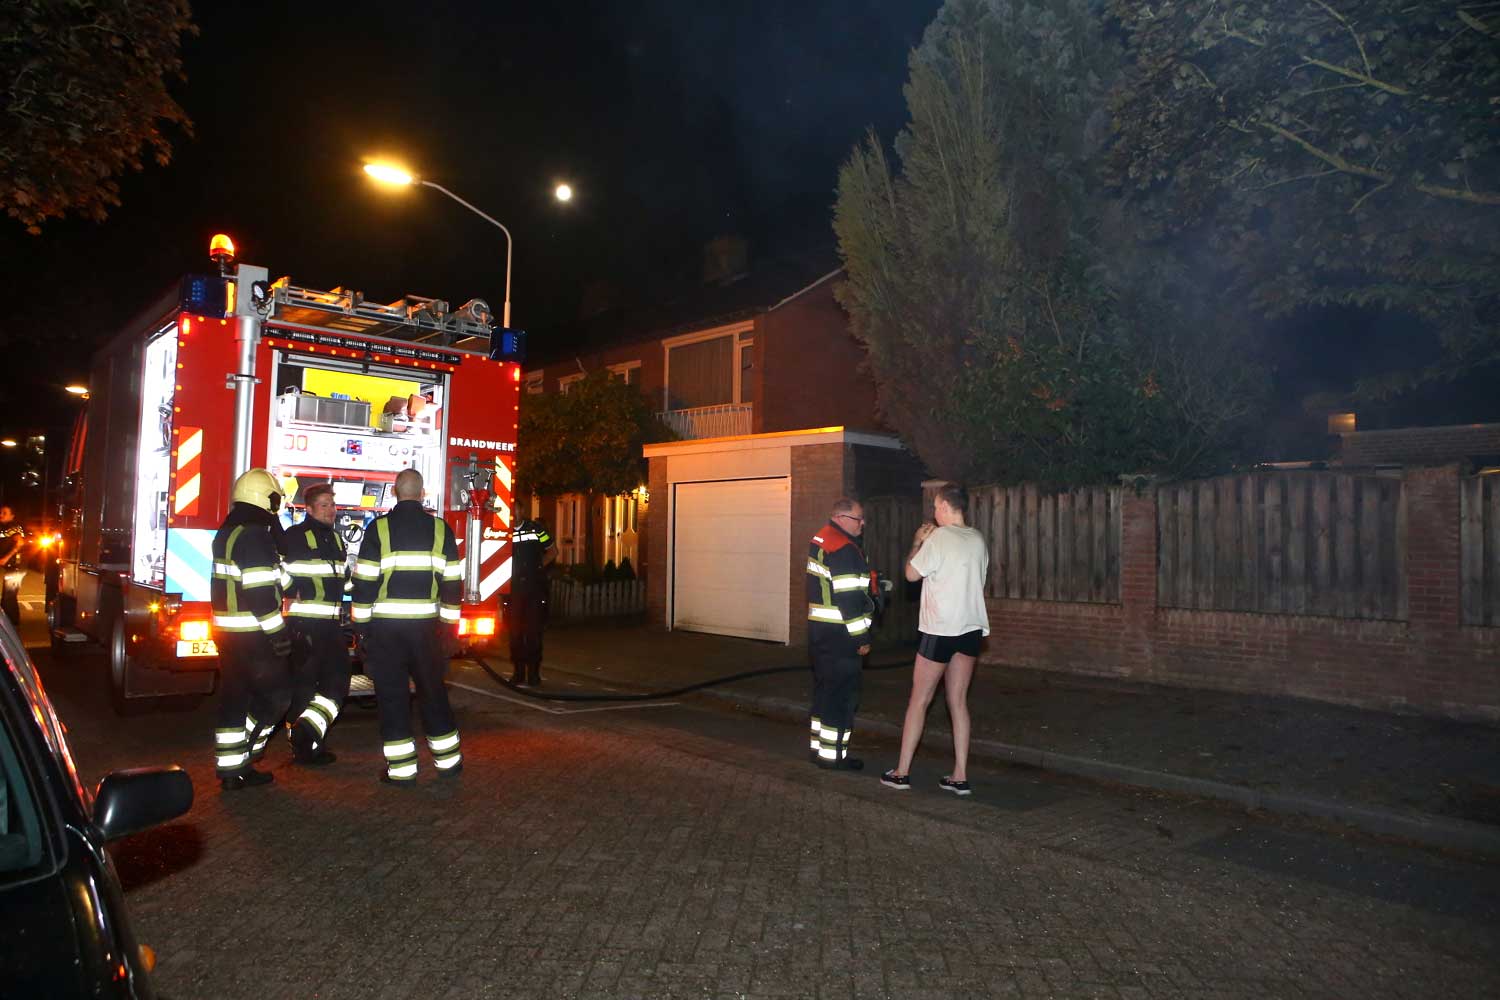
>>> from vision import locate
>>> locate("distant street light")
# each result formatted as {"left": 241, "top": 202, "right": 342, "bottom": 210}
{"left": 363, "top": 161, "right": 517, "bottom": 329}
{"left": 554, "top": 183, "right": 573, "bottom": 203}
{"left": 0, "top": 440, "right": 16, "bottom": 448}
{"left": 64, "top": 384, "right": 88, "bottom": 396}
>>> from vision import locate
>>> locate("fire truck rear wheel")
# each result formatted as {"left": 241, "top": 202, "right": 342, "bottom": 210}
{"left": 108, "top": 616, "right": 151, "bottom": 717}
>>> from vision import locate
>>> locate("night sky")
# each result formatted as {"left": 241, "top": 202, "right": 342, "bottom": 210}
{"left": 2, "top": 1, "right": 938, "bottom": 414}
{"left": 2, "top": 0, "right": 1493, "bottom": 508}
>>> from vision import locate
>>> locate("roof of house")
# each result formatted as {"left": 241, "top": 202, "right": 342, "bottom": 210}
{"left": 529, "top": 246, "right": 841, "bottom": 367}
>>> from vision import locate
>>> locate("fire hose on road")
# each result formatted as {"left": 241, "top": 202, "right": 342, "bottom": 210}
{"left": 466, "top": 655, "right": 913, "bottom": 703}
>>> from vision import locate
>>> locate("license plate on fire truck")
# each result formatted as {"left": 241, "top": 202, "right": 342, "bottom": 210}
{"left": 176, "top": 639, "right": 219, "bottom": 658}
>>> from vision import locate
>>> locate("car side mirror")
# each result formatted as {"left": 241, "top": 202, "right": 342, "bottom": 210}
{"left": 93, "top": 766, "right": 194, "bottom": 842}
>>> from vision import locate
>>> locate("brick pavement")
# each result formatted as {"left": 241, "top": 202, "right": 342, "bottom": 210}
{"left": 57, "top": 676, "right": 1499, "bottom": 1000}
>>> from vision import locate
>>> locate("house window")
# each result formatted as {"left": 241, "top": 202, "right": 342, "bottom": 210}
{"left": 523, "top": 372, "right": 544, "bottom": 395}
{"left": 662, "top": 323, "right": 753, "bottom": 411}
{"left": 608, "top": 361, "right": 641, "bottom": 386}
{"left": 558, "top": 373, "right": 585, "bottom": 395}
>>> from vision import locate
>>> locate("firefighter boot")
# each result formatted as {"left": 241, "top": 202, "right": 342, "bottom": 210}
{"left": 221, "top": 768, "right": 275, "bottom": 791}
{"left": 290, "top": 720, "right": 337, "bottom": 767}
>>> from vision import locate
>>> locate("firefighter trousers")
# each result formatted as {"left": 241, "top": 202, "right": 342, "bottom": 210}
{"left": 808, "top": 639, "right": 862, "bottom": 764}
{"left": 363, "top": 619, "right": 462, "bottom": 781}
{"left": 505, "top": 589, "right": 546, "bottom": 682}
{"left": 288, "top": 619, "right": 352, "bottom": 752}
{"left": 213, "top": 631, "right": 292, "bottom": 777}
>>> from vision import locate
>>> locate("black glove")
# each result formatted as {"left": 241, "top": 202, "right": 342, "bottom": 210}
{"left": 270, "top": 632, "right": 292, "bottom": 659}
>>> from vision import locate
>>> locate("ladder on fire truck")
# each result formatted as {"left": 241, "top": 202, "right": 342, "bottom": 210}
{"left": 263, "top": 281, "right": 499, "bottom": 349}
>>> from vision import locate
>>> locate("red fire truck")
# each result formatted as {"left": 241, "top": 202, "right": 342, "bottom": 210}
{"left": 50, "top": 236, "right": 522, "bottom": 713}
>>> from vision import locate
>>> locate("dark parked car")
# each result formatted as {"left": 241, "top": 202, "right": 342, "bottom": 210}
{"left": 0, "top": 614, "right": 192, "bottom": 997}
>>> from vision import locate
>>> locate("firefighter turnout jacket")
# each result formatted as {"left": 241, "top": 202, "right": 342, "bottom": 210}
{"left": 212, "top": 503, "right": 288, "bottom": 638}
{"left": 805, "top": 521, "right": 876, "bottom": 653}
{"left": 350, "top": 500, "right": 462, "bottom": 625}
{"left": 283, "top": 517, "right": 350, "bottom": 620}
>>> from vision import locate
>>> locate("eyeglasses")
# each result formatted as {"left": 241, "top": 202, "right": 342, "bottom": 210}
{"left": 837, "top": 513, "right": 865, "bottom": 524}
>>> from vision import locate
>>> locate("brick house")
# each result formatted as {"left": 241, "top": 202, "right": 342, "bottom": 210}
{"left": 523, "top": 246, "right": 924, "bottom": 643}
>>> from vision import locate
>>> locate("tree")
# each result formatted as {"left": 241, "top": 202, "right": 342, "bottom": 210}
{"left": 835, "top": 0, "right": 1266, "bottom": 486}
{"left": 1105, "top": 0, "right": 1500, "bottom": 397}
{"left": 1, "top": 0, "right": 195, "bottom": 234}
{"left": 516, "top": 371, "right": 675, "bottom": 569}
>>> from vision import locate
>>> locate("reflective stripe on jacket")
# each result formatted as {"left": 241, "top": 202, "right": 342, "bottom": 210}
{"left": 806, "top": 521, "right": 875, "bottom": 653}
{"left": 283, "top": 519, "right": 349, "bottom": 619}
{"left": 350, "top": 500, "right": 462, "bottom": 624}
{"left": 211, "top": 503, "right": 286, "bottom": 636}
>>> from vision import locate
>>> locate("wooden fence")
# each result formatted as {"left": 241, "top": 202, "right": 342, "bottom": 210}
{"left": 1460, "top": 475, "right": 1500, "bottom": 626}
{"left": 1156, "top": 472, "right": 1405, "bottom": 620}
{"left": 548, "top": 578, "right": 646, "bottom": 619}
{"left": 968, "top": 484, "right": 1122, "bottom": 604}
{"left": 860, "top": 495, "right": 925, "bottom": 638}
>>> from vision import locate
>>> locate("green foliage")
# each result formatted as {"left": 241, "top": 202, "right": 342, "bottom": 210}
{"left": 1, "top": 0, "right": 196, "bottom": 234}
{"left": 1105, "top": 0, "right": 1500, "bottom": 396}
{"left": 835, "top": 0, "right": 1267, "bottom": 487}
{"left": 517, "top": 371, "right": 674, "bottom": 500}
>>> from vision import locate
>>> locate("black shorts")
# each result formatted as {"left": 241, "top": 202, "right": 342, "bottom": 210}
{"left": 917, "top": 630, "right": 983, "bottom": 664}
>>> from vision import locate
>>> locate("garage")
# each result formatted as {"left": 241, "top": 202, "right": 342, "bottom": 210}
{"left": 671, "top": 477, "right": 790, "bottom": 642}
{"left": 644, "top": 427, "right": 918, "bottom": 647}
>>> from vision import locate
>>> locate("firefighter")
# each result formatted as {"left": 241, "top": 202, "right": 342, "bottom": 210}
{"left": 504, "top": 515, "right": 555, "bottom": 687}
{"left": 211, "top": 468, "right": 294, "bottom": 790}
{"left": 351, "top": 468, "right": 463, "bottom": 785}
{"left": 281, "top": 483, "right": 352, "bottom": 766}
{"left": 806, "top": 497, "right": 877, "bottom": 770}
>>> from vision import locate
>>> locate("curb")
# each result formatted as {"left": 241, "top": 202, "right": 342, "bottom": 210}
{"left": 692, "top": 685, "right": 1500, "bottom": 859}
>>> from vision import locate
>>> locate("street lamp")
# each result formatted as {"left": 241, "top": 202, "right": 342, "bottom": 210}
{"left": 554, "top": 183, "right": 573, "bottom": 203}
{"left": 64, "top": 384, "right": 88, "bottom": 398}
{"left": 363, "top": 161, "right": 517, "bottom": 329}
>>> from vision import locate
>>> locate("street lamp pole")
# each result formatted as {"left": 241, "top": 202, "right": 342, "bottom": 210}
{"left": 416, "top": 181, "right": 513, "bottom": 329}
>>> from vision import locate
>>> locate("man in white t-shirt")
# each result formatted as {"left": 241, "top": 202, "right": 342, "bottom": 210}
{"left": 881, "top": 483, "right": 989, "bottom": 796}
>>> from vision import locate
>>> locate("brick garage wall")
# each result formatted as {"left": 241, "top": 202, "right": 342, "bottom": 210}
{"left": 644, "top": 457, "right": 669, "bottom": 629}
{"left": 984, "top": 466, "right": 1500, "bottom": 722}
{"left": 1339, "top": 424, "right": 1500, "bottom": 467}
{"left": 756, "top": 281, "right": 882, "bottom": 434}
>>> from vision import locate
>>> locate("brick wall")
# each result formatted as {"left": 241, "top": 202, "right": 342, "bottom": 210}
{"left": 984, "top": 466, "right": 1500, "bottom": 722}
{"left": 526, "top": 339, "right": 665, "bottom": 401}
{"left": 644, "top": 458, "right": 669, "bottom": 629}
{"left": 1339, "top": 423, "right": 1500, "bottom": 467}
{"left": 756, "top": 281, "right": 882, "bottom": 434}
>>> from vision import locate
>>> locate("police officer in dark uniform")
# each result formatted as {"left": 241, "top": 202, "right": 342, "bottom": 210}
{"left": 805, "top": 497, "right": 877, "bottom": 770}
{"left": 351, "top": 468, "right": 463, "bottom": 785}
{"left": 211, "top": 469, "right": 294, "bottom": 790}
{"left": 281, "top": 482, "right": 352, "bottom": 766}
{"left": 504, "top": 516, "right": 555, "bottom": 687}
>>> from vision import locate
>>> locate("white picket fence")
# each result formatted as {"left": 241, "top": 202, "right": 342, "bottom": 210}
{"left": 548, "top": 578, "right": 646, "bottom": 618}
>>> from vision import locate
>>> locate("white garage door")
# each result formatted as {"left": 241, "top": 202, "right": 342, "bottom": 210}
{"left": 673, "top": 477, "right": 790, "bottom": 642}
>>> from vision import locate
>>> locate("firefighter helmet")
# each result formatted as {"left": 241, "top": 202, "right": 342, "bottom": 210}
{"left": 231, "top": 468, "right": 283, "bottom": 512}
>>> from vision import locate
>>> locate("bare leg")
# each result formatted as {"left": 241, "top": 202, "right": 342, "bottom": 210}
{"left": 895, "top": 655, "right": 947, "bottom": 775}
{"left": 943, "top": 653, "right": 977, "bottom": 782}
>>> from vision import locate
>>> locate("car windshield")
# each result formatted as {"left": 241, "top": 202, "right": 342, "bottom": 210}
{"left": 0, "top": 618, "right": 89, "bottom": 811}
